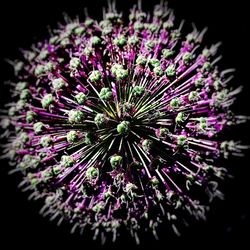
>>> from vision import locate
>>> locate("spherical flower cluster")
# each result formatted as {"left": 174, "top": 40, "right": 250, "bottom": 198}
{"left": 0, "top": 1, "right": 248, "bottom": 244}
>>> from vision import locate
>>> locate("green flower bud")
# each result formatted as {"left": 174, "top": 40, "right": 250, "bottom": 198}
{"left": 52, "top": 78, "right": 67, "bottom": 91}
{"left": 166, "top": 64, "right": 176, "bottom": 77}
{"left": 110, "top": 155, "right": 122, "bottom": 168}
{"left": 99, "top": 87, "right": 113, "bottom": 101}
{"left": 86, "top": 166, "right": 99, "bottom": 180}
{"left": 128, "top": 36, "right": 139, "bottom": 45}
{"left": 150, "top": 176, "right": 159, "bottom": 186}
{"left": 84, "top": 132, "right": 95, "bottom": 145}
{"left": 92, "top": 202, "right": 104, "bottom": 213}
{"left": 175, "top": 112, "right": 186, "bottom": 124}
{"left": 170, "top": 98, "right": 180, "bottom": 108}
{"left": 34, "top": 65, "right": 45, "bottom": 76}
{"left": 74, "top": 26, "right": 86, "bottom": 36}
{"left": 133, "top": 85, "right": 145, "bottom": 97}
{"left": 8, "top": 107, "right": 16, "bottom": 116}
{"left": 67, "top": 130, "right": 78, "bottom": 143}
{"left": 134, "top": 21, "right": 144, "bottom": 31}
{"left": 163, "top": 20, "right": 174, "bottom": 29}
{"left": 162, "top": 49, "right": 174, "bottom": 59}
{"left": 150, "top": 58, "right": 161, "bottom": 67}
{"left": 41, "top": 94, "right": 54, "bottom": 109}
{"left": 45, "top": 61, "right": 56, "bottom": 72}
{"left": 117, "top": 121, "right": 130, "bottom": 135}
{"left": 16, "top": 81, "right": 28, "bottom": 91}
{"left": 136, "top": 55, "right": 147, "bottom": 66}
{"left": 94, "top": 113, "right": 106, "bottom": 127}
{"left": 26, "top": 111, "right": 37, "bottom": 123}
{"left": 182, "top": 52, "right": 193, "bottom": 64}
{"left": 142, "top": 139, "right": 153, "bottom": 152}
{"left": 69, "top": 57, "right": 81, "bottom": 70}
{"left": 91, "top": 36, "right": 101, "bottom": 46}
{"left": 14, "top": 61, "right": 24, "bottom": 73}
{"left": 19, "top": 132, "right": 29, "bottom": 143}
{"left": 177, "top": 135, "right": 188, "bottom": 146}
{"left": 153, "top": 66, "right": 163, "bottom": 76}
{"left": 89, "top": 70, "right": 101, "bottom": 83}
{"left": 40, "top": 136, "right": 52, "bottom": 147}
{"left": 20, "top": 89, "right": 31, "bottom": 100}
{"left": 60, "top": 155, "right": 75, "bottom": 168}
{"left": 114, "top": 35, "right": 126, "bottom": 47}
{"left": 68, "top": 109, "right": 85, "bottom": 124}
{"left": 75, "top": 92, "right": 87, "bottom": 105}
{"left": 145, "top": 40, "right": 155, "bottom": 50}
{"left": 39, "top": 50, "right": 49, "bottom": 60}
{"left": 188, "top": 91, "right": 199, "bottom": 102}
{"left": 201, "top": 62, "right": 212, "bottom": 73}
{"left": 85, "top": 18, "right": 94, "bottom": 27}
{"left": 33, "top": 122, "right": 45, "bottom": 134}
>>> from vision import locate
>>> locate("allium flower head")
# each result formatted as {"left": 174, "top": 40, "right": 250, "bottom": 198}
{"left": 0, "top": 0, "right": 249, "bottom": 244}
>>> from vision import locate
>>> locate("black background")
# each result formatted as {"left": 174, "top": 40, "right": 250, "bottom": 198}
{"left": 0, "top": 0, "right": 249, "bottom": 249}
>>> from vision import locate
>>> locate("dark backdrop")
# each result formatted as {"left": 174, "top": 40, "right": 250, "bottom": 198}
{"left": 0, "top": 0, "right": 249, "bottom": 249}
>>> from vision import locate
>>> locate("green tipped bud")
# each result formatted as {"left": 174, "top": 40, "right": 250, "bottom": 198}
{"left": 34, "top": 65, "right": 45, "bottom": 76}
{"left": 39, "top": 50, "right": 49, "bottom": 60}
{"left": 153, "top": 66, "right": 163, "bottom": 76}
{"left": 91, "top": 36, "right": 101, "bottom": 46}
{"left": 41, "top": 94, "right": 54, "bottom": 109}
{"left": 45, "top": 61, "right": 56, "bottom": 72}
{"left": 26, "top": 111, "right": 37, "bottom": 123}
{"left": 74, "top": 26, "right": 85, "bottom": 36}
{"left": 8, "top": 107, "right": 16, "bottom": 116}
{"left": 67, "top": 130, "right": 78, "bottom": 143}
{"left": 182, "top": 52, "right": 193, "bottom": 64}
{"left": 84, "top": 132, "right": 95, "bottom": 145}
{"left": 166, "top": 64, "right": 176, "bottom": 77}
{"left": 110, "top": 155, "right": 122, "bottom": 168}
{"left": 188, "top": 91, "right": 199, "bottom": 102}
{"left": 142, "top": 139, "right": 153, "bottom": 152}
{"left": 69, "top": 57, "right": 81, "bottom": 70}
{"left": 94, "top": 113, "right": 106, "bottom": 127}
{"left": 136, "top": 55, "right": 147, "bottom": 66}
{"left": 125, "top": 183, "right": 137, "bottom": 192}
{"left": 177, "top": 135, "right": 188, "bottom": 146}
{"left": 99, "top": 87, "right": 113, "bottom": 101}
{"left": 114, "top": 35, "right": 126, "bottom": 47}
{"left": 33, "top": 122, "right": 45, "bottom": 134}
{"left": 16, "top": 81, "right": 28, "bottom": 91}
{"left": 134, "top": 21, "right": 144, "bottom": 31}
{"left": 89, "top": 70, "right": 101, "bottom": 83}
{"left": 175, "top": 112, "right": 186, "bottom": 124}
{"left": 85, "top": 18, "right": 94, "bottom": 27}
{"left": 20, "top": 89, "right": 31, "bottom": 100}
{"left": 40, "top": 136, "right": 52, "bottom": 147}
{"left": 162, "top": 49, "right": 174, "bottom": 59}
{"left": 163, "top": 20, "right": 174, "bottom": 29}
{"left": 68, "top": 109, "right": 85, "bottom": 124}
{"left": 150, "top": 58, "right": 161, "bottom": 67}
{"left": 75, "top": 92, "right": 87, "bottom": 105}
{"left": 128, "top": 36, "right": 139, "bottom": 45}
{"left": 86, "top": 166, "right": 99, "bottom": 180}
{"left": 145, "top": 40, "right": 155, "bottom": 50}
{"left": 133, "top": 85, "right": 145, "bottom": 97}
{"left": 60, "top": 155, "right": 75, "bottom": 168}
{"left": 19, "top": 132, "right": 29, "bottom": 143}
{"left": 201, "top": 62, "right": 212, "bottom": 73}
{"left": 52, "top": 78, "right": 67, "bottom": 91}
{"left": 117, "top": 121, "right": 130, "bottom": 135}
{"left": 150, "top": 176, "right": 159, "bottom": 186}
{"left": 170, "top": 98, "right": 180, "bottom": 108}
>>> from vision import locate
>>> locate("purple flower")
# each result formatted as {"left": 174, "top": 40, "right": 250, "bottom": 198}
{"left": 0, "top": 1, "right": 249, "bottom": 245}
